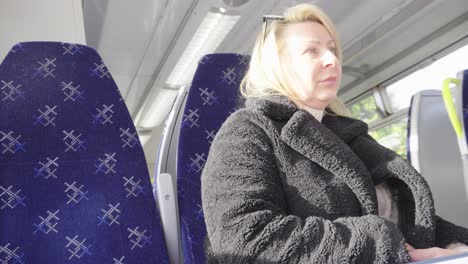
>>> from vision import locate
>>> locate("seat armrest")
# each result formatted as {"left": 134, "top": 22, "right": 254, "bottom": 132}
{"left": 155, "top": 173, "right": 181, "bottom": 264}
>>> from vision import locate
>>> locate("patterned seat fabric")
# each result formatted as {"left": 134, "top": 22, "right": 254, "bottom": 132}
{"left": 177, "top": 53, "right": 249, "bottom": 263}
{"left": 0, "top": 42, "right": 168, "bottom": 263}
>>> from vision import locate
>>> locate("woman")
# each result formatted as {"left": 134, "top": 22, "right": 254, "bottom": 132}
{"left": 201, "top": 3, "right": 468, "bottom": 263}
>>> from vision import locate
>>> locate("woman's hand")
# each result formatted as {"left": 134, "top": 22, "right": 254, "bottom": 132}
{"left": 406, "top": 243, "right": 463, "bottom": 262}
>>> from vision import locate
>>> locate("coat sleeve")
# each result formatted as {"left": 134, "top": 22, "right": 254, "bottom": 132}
{"left": 201, "top": 114, "right": 410, "bottom": 264}
{"left": 349, "top": 133, "right": 468, "bottom": 248}
{"left": 435, "top": 216, "right": 468, "bottom": 247}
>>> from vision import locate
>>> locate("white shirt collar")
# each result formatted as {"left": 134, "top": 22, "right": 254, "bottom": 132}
{"left": 300, "top": 105, "right": 324, "bottom": 122}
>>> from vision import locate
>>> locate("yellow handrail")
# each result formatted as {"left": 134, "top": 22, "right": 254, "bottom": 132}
{"left": 442, "top": 78, "right": 462, "bottom": 138}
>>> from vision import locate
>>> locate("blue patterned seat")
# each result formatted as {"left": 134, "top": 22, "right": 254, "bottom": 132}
{"left": 0, "top": 42, "right": 169, "bottom": 263}
{"left": 177, "top": 53, "right": 249, "bottom": 263}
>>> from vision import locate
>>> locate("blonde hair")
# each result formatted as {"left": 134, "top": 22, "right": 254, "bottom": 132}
{"left": 240, "top": 3, "right": 349, "bottom": 116}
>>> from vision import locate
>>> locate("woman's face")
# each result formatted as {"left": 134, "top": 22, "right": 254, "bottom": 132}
{"left": 281, "top": 21, "right": 342, "bottom": 110}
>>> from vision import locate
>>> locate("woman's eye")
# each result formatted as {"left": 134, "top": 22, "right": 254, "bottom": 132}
{"left": 305, "top": 48, "right": 318, "bottom": 54}
{"left": 329, "top": 47, "right": 337, "bottom": 55}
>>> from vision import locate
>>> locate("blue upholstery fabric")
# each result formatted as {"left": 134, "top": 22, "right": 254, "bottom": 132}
{"left": 177, "top": 53, "right": 249, "bottom": 263}
{"left": 0, "top": 42, "right": 168, "bottom": 263}
{"left": 462, "top": 70, "right": 468, "bottom": 143}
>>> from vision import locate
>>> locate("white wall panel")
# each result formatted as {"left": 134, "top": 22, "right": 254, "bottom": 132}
{"left": 0, "top": 0, "right": 85, "bottom": 62}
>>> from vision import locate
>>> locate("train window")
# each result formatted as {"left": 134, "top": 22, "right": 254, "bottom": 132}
{"left": 350, "top": 42, "right": 468, "bottom": 158}
{"left": 369, "top": 118, "right": 408, "bottom": 159}
{"left": 348, "top": 93, "right": 383, "bottom": 125}
{"left": 348, "top": 91, "right": 407, "bottom": 157}
{"left": 385, "top": 43, "right": 468, "bottom": 113}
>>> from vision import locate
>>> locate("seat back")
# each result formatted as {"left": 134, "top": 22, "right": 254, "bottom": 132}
{"left": 176, "top": 53, "right": 249, "bottom": 263}
{"left": 454, "top": 70, "right": 468, "bottom": 203}
{"left": 407, "top": 89, "right": 468, "bottom": 228}
{"left": 0, "top": 42, "right": 169, "bottom": 263}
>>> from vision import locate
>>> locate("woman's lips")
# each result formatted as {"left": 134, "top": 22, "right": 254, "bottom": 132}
{"left": 320, "top": 76, "right": 337, "bottom": 84}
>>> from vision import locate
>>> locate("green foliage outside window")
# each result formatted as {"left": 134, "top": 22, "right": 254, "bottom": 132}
{"left": 348, "top": 95, "right": 381, "bottom": 124}
{"left": 349, "top": 94, "right": 408, "bottom": 159}
{"left": 369, "top": 119, "right": 408, "bottom": 159}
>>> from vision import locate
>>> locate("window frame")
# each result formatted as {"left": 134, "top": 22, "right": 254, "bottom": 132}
{"left": 368, "top": 108, "right": 408, "bottom": 132}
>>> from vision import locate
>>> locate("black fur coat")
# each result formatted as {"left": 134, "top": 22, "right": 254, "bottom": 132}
{"left": 201, "top": 95, "right": 468, "bottom": 263}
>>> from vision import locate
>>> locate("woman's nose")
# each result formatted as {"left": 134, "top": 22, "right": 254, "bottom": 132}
{"left": 322, "top": 50, "right": 337, "bottom": 68}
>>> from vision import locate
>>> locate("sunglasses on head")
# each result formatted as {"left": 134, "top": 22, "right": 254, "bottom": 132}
{"left": 262, "top": 15, "right": 284, "bottom": 43}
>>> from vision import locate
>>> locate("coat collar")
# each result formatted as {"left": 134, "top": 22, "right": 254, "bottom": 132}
{"left": 245, "top": 95, "right": 369, "bottom": 140}
{"left": 246, "top": 95, "right": 378, "bottom": 215}
{"left": 245, "top": 95, "right": 297, "bottom": 120}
